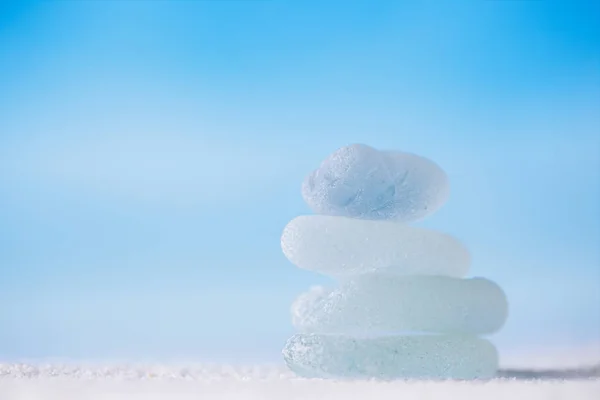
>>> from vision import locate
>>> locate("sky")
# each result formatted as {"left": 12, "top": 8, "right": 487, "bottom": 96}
{"left": 0, "top": 0, "right": 599, "bottom": 363}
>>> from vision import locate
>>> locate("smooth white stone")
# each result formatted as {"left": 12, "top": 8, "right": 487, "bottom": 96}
{"left": 283, "top": 333, "right": 499, "bottom": 379}
{"left": 281, "top": 215, "right": 470, "bottom": 277}
{"left": 292, "top": 275, "right": 508, "bottom": 335}
{"left": 301, "top": 144, "right": 449, "bottom": 222}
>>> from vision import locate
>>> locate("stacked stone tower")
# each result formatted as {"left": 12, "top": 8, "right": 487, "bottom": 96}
{"left": 281, "top": 144, "right": 508, "bottom": 379}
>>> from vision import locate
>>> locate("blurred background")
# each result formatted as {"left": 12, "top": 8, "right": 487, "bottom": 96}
{"left": 0, "top": 0, "right": 598, "bottom": 363}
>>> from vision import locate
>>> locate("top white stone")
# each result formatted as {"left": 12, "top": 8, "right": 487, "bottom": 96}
{"left": 302, "top": 144, "right": 449, "bottom": 222}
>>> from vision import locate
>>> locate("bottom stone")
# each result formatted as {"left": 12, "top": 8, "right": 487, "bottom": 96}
{"left": 283, "top": 333, "right": 498, "bottom": 380}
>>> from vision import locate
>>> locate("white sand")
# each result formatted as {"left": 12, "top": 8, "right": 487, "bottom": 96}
{"left": 1, "top": 362, "right": 598, "bottom": 400}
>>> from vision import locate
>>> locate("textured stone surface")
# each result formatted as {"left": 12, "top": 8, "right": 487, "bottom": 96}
{"left": 292, "top": 275, "right": 508, "bottom": 335}
{"left": 283, "top": 333, "right": 499, "bottom": 380}
{"left": 301, "top": 144, "right": 449, "bottom": 222}
{"left": 281, "top": 215, "right": 470, "bottom": 277}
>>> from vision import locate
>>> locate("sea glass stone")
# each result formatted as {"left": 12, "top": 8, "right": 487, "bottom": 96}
{"left": 281, "top": 215, "right": 470, "bottom": 278}
{"left": 283, "top": 333, "right": 499, "bottom": 380}
{"left": 301, "top": 144, "right": 449, "bottom": 222}
{"left": 292, "top": 275, "right": 508, "bottom": 335}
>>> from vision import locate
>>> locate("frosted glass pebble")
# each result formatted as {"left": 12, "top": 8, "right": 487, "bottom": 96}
{"left": 283, "top": 333, "right": 499, "bottom": 380}
{"left": 301, "top": 144, "right": 449, "bottom": 222}
{"left": 281, "top": 215, "right": 470, "bottom": 277}
{"left": 292, "top": 275, "right": 508, "bottom": 335}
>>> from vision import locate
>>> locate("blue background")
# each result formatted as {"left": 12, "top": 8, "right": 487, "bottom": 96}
{"left": 0, "top": 0, "right": 599, "bottom": 362}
